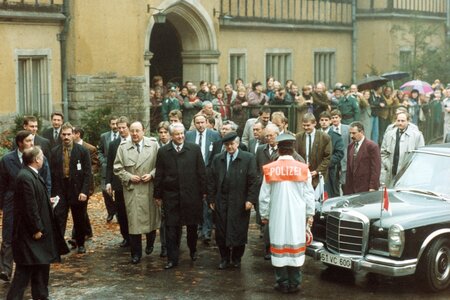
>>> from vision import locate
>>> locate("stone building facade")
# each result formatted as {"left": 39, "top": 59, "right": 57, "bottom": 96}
{"left": 0, "top": 0, "right": 448, "bottom": 131}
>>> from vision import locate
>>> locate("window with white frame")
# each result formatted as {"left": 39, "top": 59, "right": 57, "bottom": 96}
{"left": 399, "top": 49, "right": 412, "bottom": 71}
{"left": 229, "top": 52, "right": 246, "bottom": 86}
{"left": 314, "top": 51, "right": 336, "bottom": 88}
{"left": 16, "top": 50, "right": 51, "bottom": 119}
{"left": 265, "top": 50, "right": 292, "bottom": 85}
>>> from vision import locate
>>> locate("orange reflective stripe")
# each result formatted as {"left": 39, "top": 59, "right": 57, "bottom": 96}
{"left": 263, "top": 160, "right": 309, "bottom": 183}
{"left": 270, "top": 246, "right": 306, "bottom": 255}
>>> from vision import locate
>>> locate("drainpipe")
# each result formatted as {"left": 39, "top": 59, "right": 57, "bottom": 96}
{"left": 351, "top": 0, "right": 357, "bottom": 83}
{"left": 58, "top": 0, "right": 70, "bottom": 119}
{"left": 447, "top": 0, "right": 450, "bottom": 44}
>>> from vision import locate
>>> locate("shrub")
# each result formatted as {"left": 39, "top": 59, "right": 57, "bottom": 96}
{"left": 79, "top": 106, "right": 113, "bottom": 147}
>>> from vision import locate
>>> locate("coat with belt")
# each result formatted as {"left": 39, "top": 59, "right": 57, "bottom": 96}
{"left": 207, "top": 150, "right": 259, "bottom": 246}
{"left": 114, "top": 137, "right": 160, "bottom": 234}
{"left": 0, "top": 150, "right": 51, "bottom": 243}
{"left": 295, "top": 130, "right": 332, "bottom": 188}
{"left": 50, "top": 143, "right": 92, "bottom": 205}
{"left": 12, "top": 166, "right": 69, "bottom": 265}
{"left": 154, "top": 142, "right": 206, "bottom": 226}
{"left": 380, "top": 126, "right": 424, "bottom": 185}
{"left": 344, "top": 138, "right": 381, "bottom": 195}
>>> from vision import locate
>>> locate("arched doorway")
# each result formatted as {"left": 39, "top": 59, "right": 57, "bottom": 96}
{"left": 144, "top": 0, "right": 220, "bottom": 89}
{"left": 149, "top": 21, "right": 182, "bottom": 87}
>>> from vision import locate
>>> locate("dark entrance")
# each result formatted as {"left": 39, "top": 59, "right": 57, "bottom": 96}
{"left": 149, "top": 21, "right": 183, "bottom": 87}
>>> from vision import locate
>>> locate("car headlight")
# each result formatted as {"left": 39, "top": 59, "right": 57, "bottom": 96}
{"left": 388, "top": 224, "right": 405, "bottom": 257}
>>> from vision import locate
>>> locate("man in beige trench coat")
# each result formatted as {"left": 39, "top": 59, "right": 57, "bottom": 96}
{"left": 114, "top": 121, "right": 161, "bottom": 264}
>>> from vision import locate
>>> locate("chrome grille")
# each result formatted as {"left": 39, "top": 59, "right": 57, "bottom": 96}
{"left": 326, "top": 211, "right": 368, "bottom": 255}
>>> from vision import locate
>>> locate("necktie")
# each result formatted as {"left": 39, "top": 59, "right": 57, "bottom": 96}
{"left": 113, "top": 132, "right": 117, "bottom": 141}
{"left": 63, "top": 147, "right": 70, "bottom": 178}
{"left": 270, "top": 146, "right": 277, "bottom": 160}
{"left": 198, "top": 132, "right": 203, "bottom": 149}
{"left": 254, "top": 141, "right": 259, "bottom": 154}
{"left": 227, "top": 153, "right": 233, "bottom": 170}
{"left": 335, "top": 126, "right": 340, "bottom": 134}
{"left": 392, "top": 129, "right": 403, "bottom": 175}
{"left": 54, "top": 130, "right": 58, "bottom": 141}
{"left": 307, "top": 134, "right": 312, "bottom": 163}
{"left": 176, "top": 146, "right": 181, "bottom": 152}
{"left": 353, "top": 141, "right": 359, "bottom": 158}
{"left": 135, "top": 143, "right": 140, "bottom": 153}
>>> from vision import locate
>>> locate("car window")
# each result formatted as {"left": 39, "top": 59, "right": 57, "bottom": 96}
{"left": 394, "top": 152, "right": 450, "bottom": 198}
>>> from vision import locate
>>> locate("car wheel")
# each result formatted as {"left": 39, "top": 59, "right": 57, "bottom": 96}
{"left": 417, "top": 237, "right": 450, "bottom": 292}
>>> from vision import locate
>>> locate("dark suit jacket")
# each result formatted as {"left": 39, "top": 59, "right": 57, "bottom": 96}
{"left": 296, "top": 130, "right": 332, "bottom": 187}
{"left": 185, "top": 129, "right": 221, "bottom": 164}
{"left": 12, "top": 166, "right": 68, "bottom": 265}
{"left": 98, "top": 131, "right": 117, "bottom": 181}
{"left": 50, "top": 143, "right": 92, "bottom": 204}
{"left": 81, "top": 141, "right": 99, "bottom": 195}
{"left": 34, "top": 135, "right": 51, "bottom": 162}
{"left": 208, "top": 139, "right": 248, "bottom": 167}
{"left": 248, "top": 139, "right": 265, "bottom": 154}
{"left": 326, "top": 129, "right": 345, "bottom": 169}
{"left": 42, "top": 127, "right": 62, "bottom": 150}
{"left": 344, "top": 138, "right": 381, "bottom": 195}
{"left": 106, "top": 137, "right": 123, "bottom": 191}
{"left": 0, "top": 150, "right": 51, "bottom": 242}
{"left": 154, "top": 142, "right": 206, "bottom": 226}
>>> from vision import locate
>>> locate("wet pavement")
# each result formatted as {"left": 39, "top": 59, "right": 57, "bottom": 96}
{"left": 1, "top": 195, "right": 450, "bottom": 299}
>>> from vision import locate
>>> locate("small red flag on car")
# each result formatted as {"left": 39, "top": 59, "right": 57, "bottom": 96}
{"left": 383, "top": 186, "right": 391, "bottom": 214}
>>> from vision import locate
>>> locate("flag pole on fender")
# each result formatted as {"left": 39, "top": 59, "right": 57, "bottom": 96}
{"left": 379, "top": 184, "right": 391, "bottom": 229}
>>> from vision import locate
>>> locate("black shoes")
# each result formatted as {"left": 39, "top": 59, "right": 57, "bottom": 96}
{"left": 77, "top": 246, "right": 86, "bottom": 254}
{"left": 145, "top": 246, "right": 154, "bottom": 255}
{"left": 131, "top": 256, "right": 141, "bottom": 264}
{"left": 119, "top": 239, "right": 130, "bottom": 248}
{"left": 68, "top": 239, "right": 77, "bottom": 250}
{"left": 106, "top": 213, "right": 115, "bottom": 223}
{"left": 274, "top": 283, "right": 289, "bottom": 294}
{"left": 160, "top": 247, "right": 167, "bottom": 258}
{"left": 218, "top": 260, "right": 229, "bottom": 270}
{"left": 288, "top": 285, "right": 300, "bottom": 293}
{"left": 232, "top": 260, "right": 241, "bottom": 268}
{"left": 190, "top": 251, "right": 198, "bottom": 261}
{"left": 164, "top": 261, "right": 177, "bottom": 269}
{"left": 0, "top": 271, "right": 10, "bottom": 282}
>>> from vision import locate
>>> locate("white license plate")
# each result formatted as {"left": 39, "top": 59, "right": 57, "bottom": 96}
{"left": 320, "top": 252, "right": 352, "bottom": 269}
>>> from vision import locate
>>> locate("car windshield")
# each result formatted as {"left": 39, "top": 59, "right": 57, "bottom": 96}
{"left": 393, "top": 151, "right": 450, "bottom": 199}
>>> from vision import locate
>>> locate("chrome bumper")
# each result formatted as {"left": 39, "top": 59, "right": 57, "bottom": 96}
{"left": 307, "top": 241, "right": 417, "bottom": 277}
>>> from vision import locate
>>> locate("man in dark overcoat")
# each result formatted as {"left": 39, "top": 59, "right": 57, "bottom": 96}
{"left": 154, "top": 123, "right": 206, "bottom": 270}
{"left": 50, "top": 123, "right": 91, "bottom": 254}
{"left": 0, "top": 131, "right": 51, "bottom": 282}
{"left": 208, "top": 132, "right": 258, "bottom": 269}
{"left": 7, "top": 146, "right": 68, "bottom": 300}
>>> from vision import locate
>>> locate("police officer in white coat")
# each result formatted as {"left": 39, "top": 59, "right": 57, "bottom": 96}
{"left": 259, "top": 134, "right": 315, "bottom": 294}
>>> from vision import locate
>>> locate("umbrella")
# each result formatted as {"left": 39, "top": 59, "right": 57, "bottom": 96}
{"left": 381, "top": 71, "right": 410, "bottom": 81}
{"left": 356, "top": 76, "right": 389, "bottom": 91}
{"left": 400, "top": 80, "right": 433, "bottom": 94}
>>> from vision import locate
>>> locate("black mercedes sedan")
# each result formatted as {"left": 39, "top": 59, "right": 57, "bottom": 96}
{"left": 307, "top": 144, "right": 450, "bottom": 292}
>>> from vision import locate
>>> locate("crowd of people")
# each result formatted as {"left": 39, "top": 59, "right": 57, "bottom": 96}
{"left": 1, "top": 74, "right": 450, "bottom": 298}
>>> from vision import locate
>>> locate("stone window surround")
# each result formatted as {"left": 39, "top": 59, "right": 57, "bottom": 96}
{"left": 228, "top": 48, "right": 247, "bottom": 85}
{"left": 14, "top": 48, "right": 53, "bottom": 118}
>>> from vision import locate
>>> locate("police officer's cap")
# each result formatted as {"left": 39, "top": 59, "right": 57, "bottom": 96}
{"left": 276, "top": 133, "right": 296, "bottom": 143}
